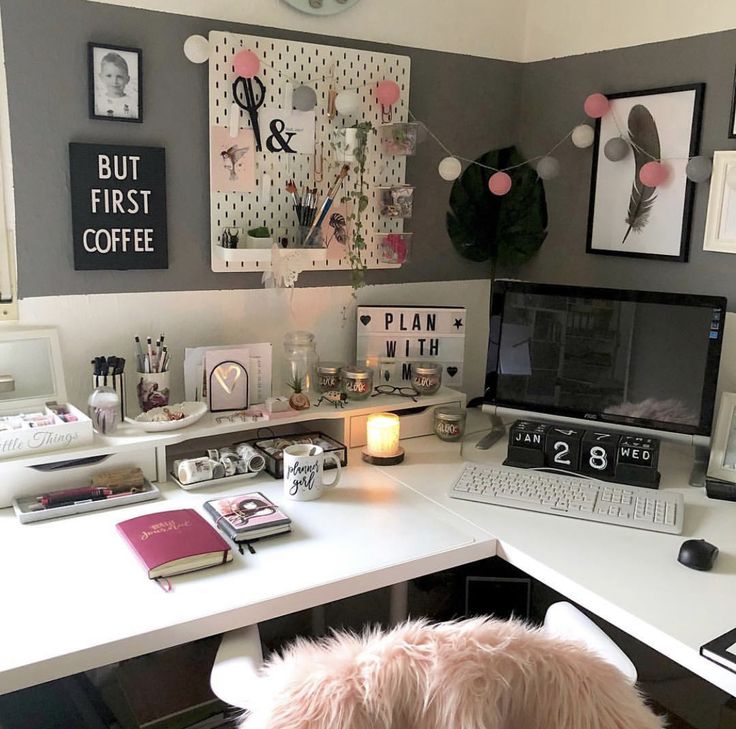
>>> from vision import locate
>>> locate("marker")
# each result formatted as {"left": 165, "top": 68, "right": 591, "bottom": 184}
{"left": 134, "top": 336, "right": 145, "bottom": 372}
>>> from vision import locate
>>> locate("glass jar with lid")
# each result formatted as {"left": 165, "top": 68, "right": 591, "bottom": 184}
{"left": 411, "top": 362, "right": 443, "bottom": 395}
{"left": 341, "top": 365, "right": 374, "bottom": 401}
{"left": 317, "top": 362, "right": 344, "bottom": 393}
{"left": 433, "top": 406, "right": 467, "bottom": 442}
{"left": 283, "top": 331, "right": 319, "bottom": 394}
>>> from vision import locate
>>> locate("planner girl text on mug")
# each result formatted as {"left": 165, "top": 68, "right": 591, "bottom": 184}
{"left": 283, "top": 444, "right": 341, "bottom": 501}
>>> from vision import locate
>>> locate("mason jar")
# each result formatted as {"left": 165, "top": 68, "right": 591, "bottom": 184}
{"left": 433, "top": 406, "right": 467, "bottom": 442}
{"left": 317, "top": 362, "right": 343, "bottom": 393}
{"left": 411, "top": 362, "right": 443, "bottom": 395}
{"left": 341, "top": 365, "right": 374, "bottom": 401}
{"left": 283, "top": 330, "right": 319, "bottom": 394}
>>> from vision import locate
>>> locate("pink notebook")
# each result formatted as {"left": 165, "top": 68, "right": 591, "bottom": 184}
{"left": 117, "top": 508, "right": 232, "bottom": 579}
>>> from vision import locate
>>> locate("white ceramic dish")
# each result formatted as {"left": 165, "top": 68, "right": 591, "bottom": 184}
{"left": 125, "top": 402, "right": 207, "bottom": 432}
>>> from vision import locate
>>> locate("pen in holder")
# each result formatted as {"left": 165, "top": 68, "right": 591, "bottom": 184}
{"left": 136, "top": 371, "right": 170, "bottom": 413}
{"left": 92, "top": 373, "right": 126, "bottom": 420}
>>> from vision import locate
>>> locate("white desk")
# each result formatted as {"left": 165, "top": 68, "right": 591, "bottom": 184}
{"left": 0, "top": 461, "right": 493, "bottom": 695}
{"left": 2, "top": 410, "right": 736, "bottom": 699}
{"left": 381, "top": 412, "right": 736, "bottom": 698}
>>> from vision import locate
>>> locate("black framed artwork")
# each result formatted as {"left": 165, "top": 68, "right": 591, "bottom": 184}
{"left": 88, "top": 43, "right": 142, "bottom": 123}
{"left": 69, "top": 143, "right": 167, "bottom": 270}
{"left": 729, "top": 66, "right": 736, "bottom": 139}
{"left": 586, "top": 84, "right": 704, "bottom": 262}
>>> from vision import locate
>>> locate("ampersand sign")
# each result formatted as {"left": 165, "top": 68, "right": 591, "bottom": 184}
{"left": 266, "top": 118, "right": 297, "bottom": 153}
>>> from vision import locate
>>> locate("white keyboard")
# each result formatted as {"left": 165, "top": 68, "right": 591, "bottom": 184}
{"left": 449, "top": 463, "right": 684, "bottom": 534}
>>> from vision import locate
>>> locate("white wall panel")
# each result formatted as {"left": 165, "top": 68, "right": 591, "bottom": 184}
{"left": 18, "top": 279, "right": 491, "bottom": 412}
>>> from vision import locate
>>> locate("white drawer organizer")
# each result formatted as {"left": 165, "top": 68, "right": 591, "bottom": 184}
{"left": 0, "top": 388, "right": 465, "bottom": 510}
{"left": 208, "top": 31, "right": 411, "bottom": 274}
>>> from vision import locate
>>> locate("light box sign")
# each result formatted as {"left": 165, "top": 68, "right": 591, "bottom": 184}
{"left": 356, "top": 306, "right": 466, "bottom": 387}
{"left": 69, "top": 143, "right": 168, "bottom": 270}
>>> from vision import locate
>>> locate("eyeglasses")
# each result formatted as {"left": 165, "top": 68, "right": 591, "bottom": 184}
{"left": 215, "top": 410, "right": 265, "bottom": 425}
{"left": 371, "top": 385, "right": 420, "bottom": 402}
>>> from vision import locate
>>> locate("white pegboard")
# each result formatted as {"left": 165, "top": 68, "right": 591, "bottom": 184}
{"left": 208, "top": 31, "right": 411, "bottom": 273}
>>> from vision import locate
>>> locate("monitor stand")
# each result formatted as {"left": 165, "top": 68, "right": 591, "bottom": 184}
{"left": 689, "top": 444, "right": 709, "bottom": 487}
{"left": 475, "top": 413, "right": 507, "bottom": 450}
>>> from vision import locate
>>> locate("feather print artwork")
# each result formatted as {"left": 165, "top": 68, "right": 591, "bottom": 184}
{"left": 622, "top": 104, "right": 661, "bottom": 244}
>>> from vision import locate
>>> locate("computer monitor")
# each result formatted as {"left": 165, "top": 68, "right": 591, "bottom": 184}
{"left": 483, "top": 280, "right": 727, "bottom": 448}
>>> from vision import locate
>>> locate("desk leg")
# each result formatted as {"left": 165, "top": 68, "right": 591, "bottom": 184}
{"left": 311, "top": 605, "right": 326, "bottom": 636}
{"left": 390, "top": 582, "right": 409, "bottom": 625}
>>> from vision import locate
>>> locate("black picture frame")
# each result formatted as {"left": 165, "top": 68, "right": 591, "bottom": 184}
{"left": 585, "top": 83, "right": 704, "bottom": 262}
{"left": 729, "top": 66, "right": 736, "bottom": 139}
{"left": 88, "top": 42, "right": 143, "bottom": 123}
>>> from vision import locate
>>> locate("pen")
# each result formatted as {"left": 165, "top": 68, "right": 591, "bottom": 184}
{"left": 29, "top": 490, "right": 141, "bottom": 511}
{"left": 146, "top": 337, "right": 153, "bottom": 373}
{"left": 155, "top": 341, "right": 165, "bottom": 373}
{"left": 134, "top": 336, "right": 145, "bottom": 372}
{"left": 38, "top": 486, "right": 114, "bottom": 507}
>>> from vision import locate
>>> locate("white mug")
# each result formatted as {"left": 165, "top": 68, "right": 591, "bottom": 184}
{"left": 283, "top": 444, "right": 342, "bottom": 501}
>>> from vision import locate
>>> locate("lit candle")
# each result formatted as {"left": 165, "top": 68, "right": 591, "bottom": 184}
{"left": 365, "top": 413, "right": 400, "bottom": 458}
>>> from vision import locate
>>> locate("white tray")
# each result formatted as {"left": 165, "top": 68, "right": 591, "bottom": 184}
{"left": 13, "top": 479, "right": 161, "bottom": 524}
{"left": 169, "top": 469, "right": 261, "bottom": 491}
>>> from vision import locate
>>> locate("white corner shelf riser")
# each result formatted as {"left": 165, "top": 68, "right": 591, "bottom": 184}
{"left": 0, "top": 389, "right": 465, "bottom": 508}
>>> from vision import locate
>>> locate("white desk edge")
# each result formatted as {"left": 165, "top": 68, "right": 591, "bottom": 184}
{"left": 3, "top": 409, "right": 736, "bottom": 699}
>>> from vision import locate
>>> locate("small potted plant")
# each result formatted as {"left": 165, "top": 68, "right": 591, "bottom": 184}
{"left": 246, "top": 226, "right": 273, "bottom": 249}
{"left": 287, "top": 374, "right": 310, "bottom": 410}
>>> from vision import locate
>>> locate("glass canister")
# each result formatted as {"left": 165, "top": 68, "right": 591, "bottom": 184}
{"left": 87, "top": 386, "right": 120, "bottom": 435}
{"left": 342, "top": 365, "right": 374, "bottom": 401}
{"left": 411, "top": 362, "right": 443, "bottom": 395}
{"left": 283, "top": 330, "right": 319, "bottom": 394}
{"left": 317, "top": 362, "right": 343, "bottom": 393}
{"left": 433, "top": 406, "right": 467, "bottom": 442}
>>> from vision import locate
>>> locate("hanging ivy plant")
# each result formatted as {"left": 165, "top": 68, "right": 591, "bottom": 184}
{"left": 447, "top": 146, "right": 548, "bottom": 271}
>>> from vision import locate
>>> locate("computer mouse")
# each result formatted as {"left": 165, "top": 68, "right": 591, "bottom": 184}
{"left": 677, "top": 539, "right": 719, "bottom": 571}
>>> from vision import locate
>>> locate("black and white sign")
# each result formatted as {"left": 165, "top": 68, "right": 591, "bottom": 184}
{"left": 69, "top": 143, "right": 168, "bottom": 270}
{"left": 356, "top": 306, "right": 466, "bottom": 387}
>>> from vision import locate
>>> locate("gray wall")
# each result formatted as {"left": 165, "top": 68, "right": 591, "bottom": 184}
{"left": 511, "top": 30, "right": 736, "bottom": 310}
{"left": 1, "top": 0, "right": 521, "bottom": 297}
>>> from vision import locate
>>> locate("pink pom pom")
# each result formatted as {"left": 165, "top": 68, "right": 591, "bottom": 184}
{"left": 584, "top": 92, "right": 610, "bottom": 119}
{"left": 488, "top": 172, "right": 512, "bottom": 196}
{"left": 639, "top": 161, "right": 669, "bottom": 187}
{"left": 376, "top": 80, "right": 401, "bottom": 107}
{"left": 233, "top": 49, "right": 260, "bottom": 78}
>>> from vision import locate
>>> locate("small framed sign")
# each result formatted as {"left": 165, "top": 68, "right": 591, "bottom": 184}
{"left": 69, "top": 143, "right": 168, "bottom": 270}
{"left": 88, "top": 43, "right": 142, "bottom": 123}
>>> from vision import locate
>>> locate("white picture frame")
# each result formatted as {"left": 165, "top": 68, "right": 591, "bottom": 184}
{"left": 707, "top": 391, "right": 736, "bottom": 482}
{"left": 703, "top": 151, "right": 736, "bottom": 254}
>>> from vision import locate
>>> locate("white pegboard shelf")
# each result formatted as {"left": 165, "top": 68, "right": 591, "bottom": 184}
{"left": 208, "top": 31, "right": 411, "bottom": 274}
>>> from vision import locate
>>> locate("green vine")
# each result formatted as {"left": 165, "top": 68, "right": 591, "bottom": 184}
{"left": 334, "top": 121, "right": 375, "bottom": 292}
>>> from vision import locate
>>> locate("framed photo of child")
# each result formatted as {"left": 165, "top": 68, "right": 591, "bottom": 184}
{"left": 88, "top": 43, "right": 142, "bottom": 123}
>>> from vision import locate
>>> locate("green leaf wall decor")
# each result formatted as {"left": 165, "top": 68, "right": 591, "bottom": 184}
{"left": 447, "top": 146, "right": 548, "bottom": 266}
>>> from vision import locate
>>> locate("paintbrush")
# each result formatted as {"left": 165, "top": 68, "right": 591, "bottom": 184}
{"left": 307, "top": 188, "right": 318, "bottom": 226}
{"left": 286, "top": 179, "right": 301, "bottom": 223}
{"left": 303, "top": 165, "right": 350, "bottom": 246}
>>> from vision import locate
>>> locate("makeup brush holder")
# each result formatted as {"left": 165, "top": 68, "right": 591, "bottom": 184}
{"left": 92, "top": 373, "right": 126, "bottom": 420}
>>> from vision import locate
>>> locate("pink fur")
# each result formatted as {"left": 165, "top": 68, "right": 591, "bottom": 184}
{"left": 238, "top": 618, "right": 665, "bottom": 729}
